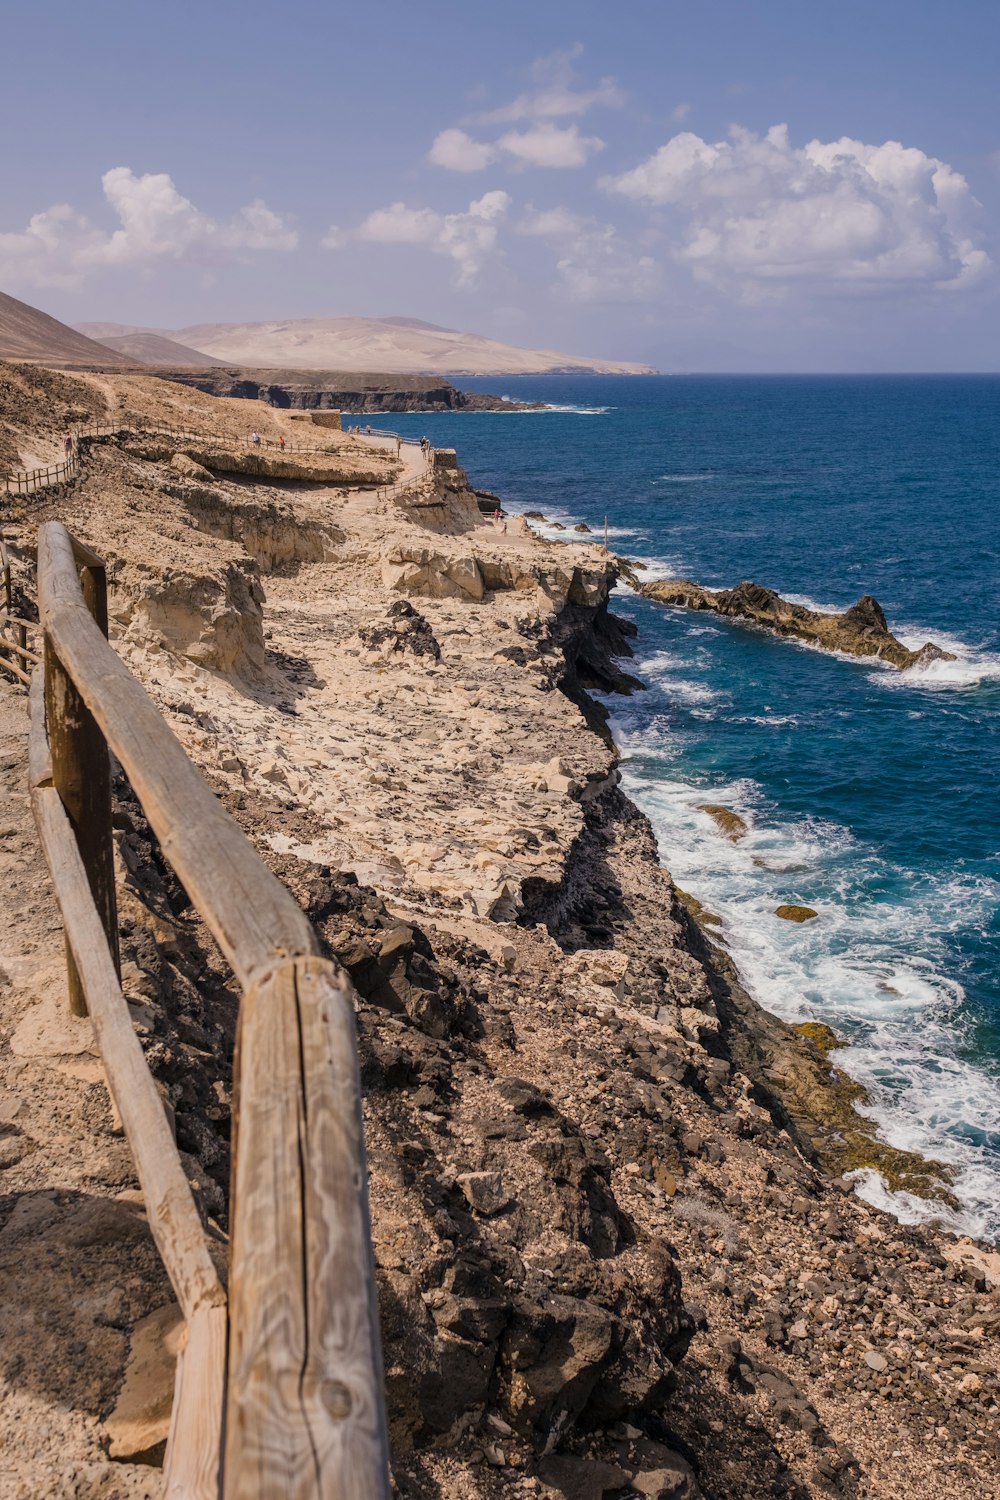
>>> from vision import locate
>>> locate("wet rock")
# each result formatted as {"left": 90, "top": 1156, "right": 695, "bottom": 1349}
{"left": 640, "top": 576, "right": 955, "bottom": 670}
{"left": 775, "top": 904, "right": 818, "bottom": 922}
{"left": 696, "top": 804, "right": 748, "bottom": 841}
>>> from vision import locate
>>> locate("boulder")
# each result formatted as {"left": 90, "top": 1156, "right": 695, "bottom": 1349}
{"left": 382, "top": 546, "right": 484, "bottom": 602}
{"left": 538, "top": 1456, "right": 632, "bottom": 1499}
{"left": 775, "top": 904, "right": 818, "bottom": 923}
{"left": 456, "top": 1171, "right": 510, "bottom": 1217}
{"left": 169, "top": 451, "right": 214, "bottom": 481}
{"left": 114, "top": 556, "right": 268, "bottom": 680}
{"left": 104, "top": 1302, "right": 183, "bottom": 1464}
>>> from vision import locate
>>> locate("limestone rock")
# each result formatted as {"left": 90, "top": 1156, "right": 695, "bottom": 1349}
{"left": 382, "top": 545, "right": 484, "bottom": 602}
{"left": 775, "top": 904, "right": 818, "bottom": 922}
{"left": 104, "top": 1302, "right": 184, "bottom": 1463}
{"left": 169, "top": 451, "right": 214, "bottom": 481}
{"left": 115, "top": 556, "right": 267, "bottom": 680}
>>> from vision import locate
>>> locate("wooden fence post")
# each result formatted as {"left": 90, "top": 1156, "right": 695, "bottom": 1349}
{"left": 41, "top": 553, "right": 119, "bottom": 1014}
{"left": 225, "top": 956, "right": 390, "bottom": 1500}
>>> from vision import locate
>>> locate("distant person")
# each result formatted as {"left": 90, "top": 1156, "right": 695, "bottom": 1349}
{"left": 366, "top": 423, "right": 373, "bottom": 436}
{"left": 395, "top": 436, "right": 401, "bottom": 457}
{"left": 251, "top": 429, "right": 261, "bottom": 447}
{"left": 64, "top": 431, "right": 73, "bottom": 457}
{"left": 278, "top": 434, "right": 286, "bottom": 450}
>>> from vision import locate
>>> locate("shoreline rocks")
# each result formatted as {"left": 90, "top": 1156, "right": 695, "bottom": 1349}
{"left": 640, "top": 578, "right": 955, "bottom": 671}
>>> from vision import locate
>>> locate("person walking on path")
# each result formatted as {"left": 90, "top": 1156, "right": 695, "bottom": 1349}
{"left": 251, "top": 429, "right": 261, "bottom": 447}
{"left": 63, "top": 431, "right": 73, "bottom": 458}
{"left": 278, "top": 434, "right": 286, "bottom": 451}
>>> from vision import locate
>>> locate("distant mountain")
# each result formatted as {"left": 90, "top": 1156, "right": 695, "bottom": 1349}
{"left": 87, "top": 330, "right": 227, "bottom": 367}
{"left": 0, "top": 292, "right": 133, "bottom": 367}
{"left": 80, "top": 315, "right": 656, "bottom": 377}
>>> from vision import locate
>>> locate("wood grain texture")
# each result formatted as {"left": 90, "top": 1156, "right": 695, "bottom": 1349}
{"left": 40, "top": 543, "right": 119, "bottom": 1013}
{"left": 225, "top": 957, "right": 390, "bottom": 1500}
{"left": 43, "top": 633, "right": 118, "bottom": 1013}
{"left": 36, "top": 522, "right": 318, "bottom": 987}
{"left": 164, "top": 1303, "right": 228, "bottom": 1500}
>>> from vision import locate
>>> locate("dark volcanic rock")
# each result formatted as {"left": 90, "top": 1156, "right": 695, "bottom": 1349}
{"left": 358, "top": 599, "right": 441, "bottom": 661}
{"left": 640, "top": 577, "right": 955, "bottom": 670}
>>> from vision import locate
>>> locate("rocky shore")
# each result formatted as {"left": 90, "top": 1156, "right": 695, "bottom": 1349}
{"left": 1, "top": 362, "right": 998, "bottom": 1499}
{"left": 637, "top": 578, "right": 955, "bottom": 671}
{"left": 147, "top": 366, "right": 545, "bottom": 414}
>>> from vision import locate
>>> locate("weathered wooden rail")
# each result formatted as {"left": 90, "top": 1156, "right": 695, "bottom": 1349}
{"left": 30, "top": 521, "right": 390, "bottom": 1499}
{"left": 0, "top": 532, "right": 36, "bottom": 686}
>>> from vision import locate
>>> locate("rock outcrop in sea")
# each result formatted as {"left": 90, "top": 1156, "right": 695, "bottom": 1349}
{"left": 638, "top": 577, "right": 955, "bottom": 670}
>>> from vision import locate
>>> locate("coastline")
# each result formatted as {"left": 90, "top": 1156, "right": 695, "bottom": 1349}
{"left": 2, "top": 363, "right": 999, "bottom": 1497}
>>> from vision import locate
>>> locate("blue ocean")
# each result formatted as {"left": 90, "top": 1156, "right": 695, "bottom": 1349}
{"left": 364, "top": 376, "right": 1000, "bottom": 1239}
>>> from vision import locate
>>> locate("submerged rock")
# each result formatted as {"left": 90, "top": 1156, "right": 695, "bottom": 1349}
{"left": 697, "top": 803, "right": 748, "bottom": 841}
{"left": 641, "top": 577, "right": 955, "bottom": 670}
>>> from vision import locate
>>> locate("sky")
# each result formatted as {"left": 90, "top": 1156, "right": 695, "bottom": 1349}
{"left": 2, "top": 0, "right": 999, "bottom": 371}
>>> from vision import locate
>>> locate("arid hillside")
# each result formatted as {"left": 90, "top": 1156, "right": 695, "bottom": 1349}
{"left": 0, "top": 292, "right": 134, "bottom": 368}
{"left": 78, "top": 315, "right": 658, "bottom": 376}
{"left": 91, "top": 332, "right": 226, "bottom": 367}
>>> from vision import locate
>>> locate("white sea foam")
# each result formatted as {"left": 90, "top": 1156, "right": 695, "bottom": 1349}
{"left": 883, "top": 647, "right": 1000, "bottom": 692}
{"left": 530, "top": 404, "right": 612, "bottom": 415}
{"left": 656, "top": 473, "right": 717, "bottom": 483}
{"left": 611, "top": 723, "right": 1000, "bottom": 1240}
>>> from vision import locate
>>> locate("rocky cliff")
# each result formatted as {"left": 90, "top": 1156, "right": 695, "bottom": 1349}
{"left": 149, "top": 367, "right": 545, "bottom": 413}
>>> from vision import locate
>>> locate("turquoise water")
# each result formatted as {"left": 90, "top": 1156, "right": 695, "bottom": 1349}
{"left": 363, "top": 376, "right": 1000, "bottom": 1238}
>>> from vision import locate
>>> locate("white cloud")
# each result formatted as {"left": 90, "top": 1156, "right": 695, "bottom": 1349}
{"left": 431, "top": 121, "right": 604, "bottom": 173}
{"left": 0, "top": 168, "right": 297, "bottom": 289}
{"left": 497, "top": 123, "right": 604, "bottom": 169}
{"left": 428, "top": 128, "right": 498, "bottom": 172}
{"left": 430, "top": 46, "right": 620, "bottom": 173}
{"left": 604, "top": 124, "right": 990, "bottom": 295}
{"left": 517, "top": 205, "right": 659, "bottom": 303}
{"left": 477, "top": 45, "right": 624, "bottom": 124}
{"left": 354, "top": 190, "right": 511, "bottom": 286}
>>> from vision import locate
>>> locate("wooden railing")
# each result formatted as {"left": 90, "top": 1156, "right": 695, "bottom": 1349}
{"left": 0, "top": 532, "right": 37, "bottom": 686}
{"left": 31, "top": 521, "right": 390, "bottom": 1499}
